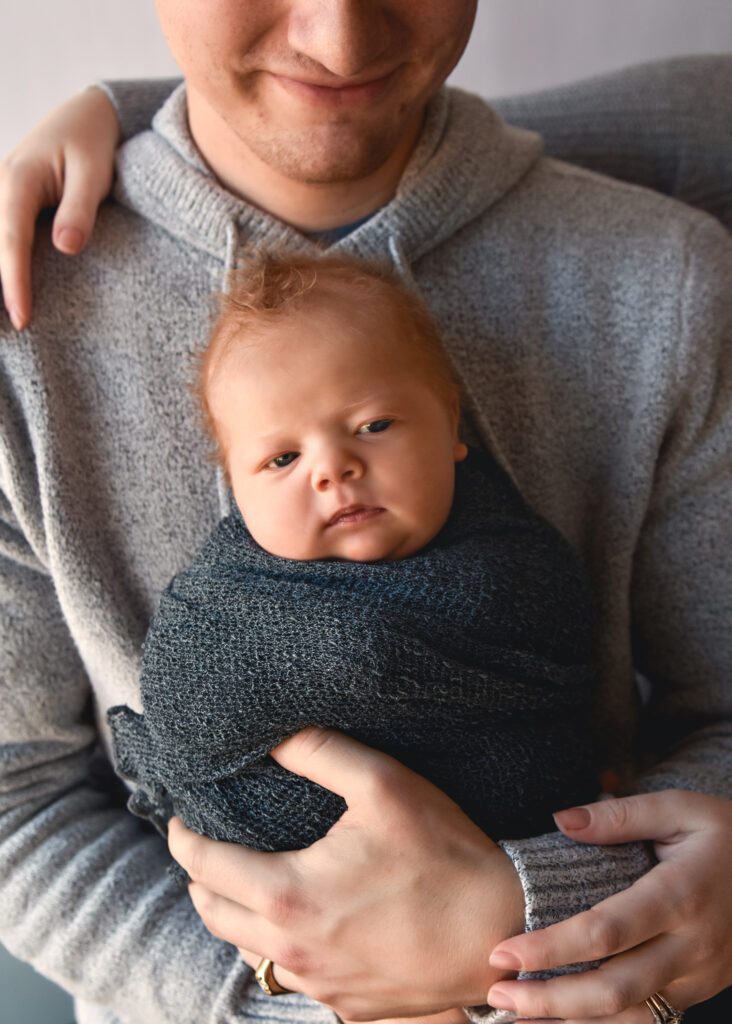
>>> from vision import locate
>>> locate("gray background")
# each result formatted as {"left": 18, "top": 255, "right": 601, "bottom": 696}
{"left": 2, "top": 1, "right": 731, "bottom": 1021}
{"left": 4, "top": 0, "right": 732, "bottom": 154}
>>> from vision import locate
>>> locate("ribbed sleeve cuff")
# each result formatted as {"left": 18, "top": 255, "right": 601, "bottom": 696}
{"left": 499, "top": 831, "right": 655, "bottom": 937}
{"left": 464, "top": 832, "right": 655, "bottom": 1023}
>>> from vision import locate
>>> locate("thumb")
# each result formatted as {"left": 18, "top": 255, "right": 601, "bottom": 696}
{"left": 270, "top": 726, "right": 401, "bottom": 805}
{"left": 52, "top": 150, "right": 114, "bottom": 255}
{"left": 553, "top": 789, "right": 697, "bottom": 844}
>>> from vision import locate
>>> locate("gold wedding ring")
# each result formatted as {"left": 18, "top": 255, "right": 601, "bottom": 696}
{"left": 255, "top": 957, "right": 293, "bottom": 996}
{"left": 645, "top": 992, "right": 684, "bottom": 1024}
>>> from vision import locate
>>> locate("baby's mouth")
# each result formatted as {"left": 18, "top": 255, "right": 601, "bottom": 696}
{"left": 327, "top": 505, "right": 385, "bottom": 527}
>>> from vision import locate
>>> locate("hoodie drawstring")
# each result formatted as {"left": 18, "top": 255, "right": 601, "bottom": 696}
{"left": 213, "top": 221, "right": 242, "bottom": 519}
{"left": 387, "top": 234, "right": 419, "bottom": 295}
{"left": 223, "top": 221, "right": 239, "bottom": 293}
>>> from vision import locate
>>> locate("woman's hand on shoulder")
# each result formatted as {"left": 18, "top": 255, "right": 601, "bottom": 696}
{"left": 0, "top": 85, "right": 119, "bottom": 330}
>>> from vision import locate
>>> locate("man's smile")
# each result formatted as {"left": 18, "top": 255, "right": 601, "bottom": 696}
{"left": 269, "top": 68, "right": 400, "bottom": 108}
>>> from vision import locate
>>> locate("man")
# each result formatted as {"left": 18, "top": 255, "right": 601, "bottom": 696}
{"left": 0, "top": 4, "right": 730, "bottom": 1023}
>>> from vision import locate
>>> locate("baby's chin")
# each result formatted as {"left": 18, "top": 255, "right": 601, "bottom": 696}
{"left": 264, "top": 534, "right": 427, "bottom": 563}
{"left": 260, "top": 545, "right": 405, "bottom": 563}
{"left": 247, "top": 509, "right": 437, "bottom": 562}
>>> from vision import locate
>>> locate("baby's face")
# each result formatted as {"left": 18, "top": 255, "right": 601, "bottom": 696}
{"left": 208, "top": 300, "right": 467, "bottom": 561}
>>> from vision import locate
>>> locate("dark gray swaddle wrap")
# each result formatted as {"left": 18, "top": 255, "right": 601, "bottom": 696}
{"left": 108, "top": 450, "right": 598, "bottom": 850}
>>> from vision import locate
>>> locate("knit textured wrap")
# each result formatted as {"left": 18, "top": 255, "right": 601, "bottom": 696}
{"left": 108, "top": 450, "right": 597, "bottom": 850}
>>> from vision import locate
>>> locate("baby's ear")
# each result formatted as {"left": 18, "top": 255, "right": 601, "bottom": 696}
{"left": 449, "top": 394, "right": 468, "bottom": 462}
{"left": 454, "top": 440, "right": 468, "bottom": 463}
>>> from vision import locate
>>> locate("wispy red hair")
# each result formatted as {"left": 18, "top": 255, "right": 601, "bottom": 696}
{"left": 192, "top": 252, "right": 461, "bottom": 470}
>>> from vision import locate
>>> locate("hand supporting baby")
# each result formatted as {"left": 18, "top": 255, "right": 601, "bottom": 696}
{"left": 170, "top": 728, "right": 732, "bottom": 1023}
{"left": 169, "top": 727, "right": 525, "bottom": 1020}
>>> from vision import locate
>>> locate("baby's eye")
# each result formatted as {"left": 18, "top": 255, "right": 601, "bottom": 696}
{"left": 267, "top": 451, "right": 299, "bottom": 469}
{"left": 357, "top": 419, "right": 392, "bottom": 435}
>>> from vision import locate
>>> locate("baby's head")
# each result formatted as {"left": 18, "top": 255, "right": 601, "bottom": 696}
{"left": 196, "top": 254, "right": 467, "bottom": 562}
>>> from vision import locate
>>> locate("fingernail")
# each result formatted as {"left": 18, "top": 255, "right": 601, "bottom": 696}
{"left": 7, "top": 306, "right": 25, "bottom": 330}
{"left": 488, "top": 988, "right": 516, "bottom": 1012}
{"left": 55, "top": 226, "right": 84, "bottom": 253}
{"left": 489, "top": 950, "right": 522, "bottom": 970}
{"left": 554, "top": 806, "right": 591, "bottom": 830}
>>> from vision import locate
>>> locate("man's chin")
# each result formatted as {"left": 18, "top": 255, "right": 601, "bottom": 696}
{"left": 251, "top": 125, "right": 407, "bottom": 185}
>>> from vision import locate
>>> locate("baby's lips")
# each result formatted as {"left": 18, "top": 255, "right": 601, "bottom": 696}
{"left": 327, "top": 504, "right": 384, "bottom": 526}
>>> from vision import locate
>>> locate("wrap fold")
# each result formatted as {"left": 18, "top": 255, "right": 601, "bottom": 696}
{"left": 109, "top": 450, "right": 598, "bottom": 850}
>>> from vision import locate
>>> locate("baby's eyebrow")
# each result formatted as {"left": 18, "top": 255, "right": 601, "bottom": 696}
{"left": 250, "top": 425, "right": 299, "bottom": 448}
{"left": 340, "top": 391, "right": 397, "bottom": 412}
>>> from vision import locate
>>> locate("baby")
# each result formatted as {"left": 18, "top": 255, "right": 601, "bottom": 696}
{"left": 109, "top": 254, "right": 598, "bottom": 853}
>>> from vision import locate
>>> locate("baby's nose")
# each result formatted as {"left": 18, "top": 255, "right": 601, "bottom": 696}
{"left": 313, "top": 452, "right": 363, "bottom": 491}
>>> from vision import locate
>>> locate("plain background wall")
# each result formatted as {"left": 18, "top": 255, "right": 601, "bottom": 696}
{"left": 1, "top": 2, "right": 731, "bottom": 1022}
{"left": 3, "top": 0, "right": 732, "bottom": 154}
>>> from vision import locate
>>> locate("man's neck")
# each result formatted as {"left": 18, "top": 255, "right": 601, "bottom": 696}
{"left": 188, "top": 94, "right": 424, "bottom": 233}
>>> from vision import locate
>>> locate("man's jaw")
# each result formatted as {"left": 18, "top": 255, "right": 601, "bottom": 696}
{"left": 186, "top": 66, "right": 425, "bottom": 231}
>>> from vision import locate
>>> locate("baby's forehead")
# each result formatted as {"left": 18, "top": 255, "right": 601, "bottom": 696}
{"left": 213, "top": 295, "right": 411, "bottom": 371}
{"left": 206, "top": 276, "right": 455, "bottom": 406}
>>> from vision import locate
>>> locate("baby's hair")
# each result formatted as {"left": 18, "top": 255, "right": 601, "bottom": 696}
{"left": 193, "top": 252, "right": 461, "bottom": 471}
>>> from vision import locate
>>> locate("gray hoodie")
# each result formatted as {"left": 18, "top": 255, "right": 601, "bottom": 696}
{"left": 0, "top": 74, "right": 730, "bottom": 1024}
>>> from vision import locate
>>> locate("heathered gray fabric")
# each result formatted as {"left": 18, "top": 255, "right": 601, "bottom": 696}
{"left": 108, "top": 451, "right": 597, "bottom": 854}
{"left": 493, "top": 55, "right": 732, "bottom": 232}
{"left": 103, "top": 56, "right": 732, "bottom": 229}
{"left": 0, "top": 66, "right": 731, "bottom": 1024}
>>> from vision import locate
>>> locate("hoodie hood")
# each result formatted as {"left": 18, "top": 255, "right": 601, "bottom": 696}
{"left": 114, "top": 83, "right": 543, "bottom": 272}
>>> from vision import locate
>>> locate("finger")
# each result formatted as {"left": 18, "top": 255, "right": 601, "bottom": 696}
{"left": 236, "top": 946, "right": 260, "bottom": 970}
{"left": 238, "top": 945, "right": 304, "bottom": 999}
{"left": 488, "top": 934, "right": 684, "bottom": 1021}
{"left": 188, "top": 880, "right": 265, "bottom": 948}
{"left": 238, "top": 948, "right": 303, "bottom": 998}
{"left": 514, "top": 985, "right": 689, "bottom": 1024}
{"left": 270, "top": 725, "right": 405, "bottom": 805}
{"left": 168, "top": 816, "right": 305, "bottom": 924}
{"left": 0, "top": 238, "right": 31, "bottom": 330}
{"left": 189, "top": 883, "right": 310, "bottom": 996}
{"left": 553, "top": 790, "right": 706, "bottom": 845}
{"left": 489, "top": 863, "right": 681, "bottom": 971}
{"left": 514, "top": 1003, "right": 662, "bottom": 1024}
{"left": 0, "top": 167, "right": 43, "bottom": 329}
{"left": 258, "top": 958, "right": 302, "bottom": 997}
{"left": 51, "top": 150, "right": 113, "bottom": 255}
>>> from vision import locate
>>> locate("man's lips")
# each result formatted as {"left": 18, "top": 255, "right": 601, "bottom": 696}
{"left": 326, "top": 505, "right": 385, "bottom": 527}
{"left": 272, "top": 68, "right": 399, "bottom": 107}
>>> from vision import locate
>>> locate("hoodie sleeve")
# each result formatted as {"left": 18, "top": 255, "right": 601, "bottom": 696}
{"left": 458, "top": 836, "right": 655, "bottom": 1023}
{"left": 95, "top": 56, "right": 732, "bottom": 233}
{"left": 492, "top": 54, "right": 732, "bottom": 232}
{"left": 97, "top": 79, "right": 182, "bottom": 142}
{"left": 0, "top": 481, "right": 323, "bottom": 1024}
{"left": 465, "top": 212, "right": 732, "bottom": 1022}
{"left": 628, "top": 216, "right": 732, "bottom": 793}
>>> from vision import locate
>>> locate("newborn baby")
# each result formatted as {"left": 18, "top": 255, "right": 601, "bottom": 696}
{"left": 109, "top": 254, "right": 598, "bottom": 851}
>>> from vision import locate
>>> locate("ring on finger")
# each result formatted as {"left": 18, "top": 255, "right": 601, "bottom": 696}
{"left": 255, "top": 957, "right": 294, "bottom": 996}
{"left": 645, "top": 992, "right": 684, "bottom": 1024}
